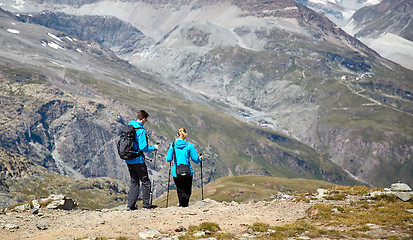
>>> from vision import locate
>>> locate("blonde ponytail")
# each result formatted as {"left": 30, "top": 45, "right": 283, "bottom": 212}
{"left": 177, "top": 128, "right": 187, "bottom": 140}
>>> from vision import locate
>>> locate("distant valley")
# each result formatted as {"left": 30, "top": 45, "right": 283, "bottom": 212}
{"left": 0, "top": 0, "right": 412, "bottom": 208}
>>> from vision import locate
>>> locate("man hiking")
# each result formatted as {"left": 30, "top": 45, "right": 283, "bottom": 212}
{"left": 126, "top": 110, "right": 158, "bottom": 210}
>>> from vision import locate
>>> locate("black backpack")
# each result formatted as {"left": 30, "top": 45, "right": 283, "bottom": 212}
{"left": 117, "top": 125, "right": 143, "bottom": 160}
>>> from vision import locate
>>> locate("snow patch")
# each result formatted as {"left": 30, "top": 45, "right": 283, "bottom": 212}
{"left": 47, "top": 32, "right": 63, "bottom": 42}
{"left": 76, "top": 48, "right": 83, "bottom": 53}
{"left": 7, "top": 29, "right": 19, "bottom": 34}
{"left": 11, "top": 0, "right": 25, "bottom": 12}
{"left": 50, "top": 61, "right": 65, "bottom": 68}
{"left": 359, "top": 33, "right": 413, "bottom": 70}
{"left": 48, "top": 42, "right": 64, "bottom": 50}
{"left": 365, "top": 0, "right": 381, "bottom": 5}
{"left": 308, "top": 0, "right": 329, "bottom": 5}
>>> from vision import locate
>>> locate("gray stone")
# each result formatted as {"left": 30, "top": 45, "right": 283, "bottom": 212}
{"left": 317, "top": 188, "right": 327, "bottom": 197}
{"left": 49, "top": 194, "right": 66, "bottom": 200}
{"left": 139, "top": 229, "right": 162, "bottom": 239}
{"left": 406, "top": 209, "right": 413, "bottom": 214}
{"left": 30, "top": 208, "right": 39, "bottom": 214}
{"left": 61, "top": 198, "right": 77, "bottom": 210}
{"left": 393, "top": 192, "right": 413, "bottom": 202}
{"left": 367, "top": 191, "right": 384, "bottom": 198}
{"left": 175, "top": 225, "right": 186, "bottom": 232}
{"left": 13, "top": 203, "right": 31, "bottom": 212}
{"left": 390, "top": 183, "right": 412, "bottom": 192}
{"left": 194, "top": 231, "right": 206, "bottom": 237}
{"left": 32, "top": 199, "right": 40, "bottom": 209}
{"left": 36, "top": 225, "right": 48, "bottom": 230}
{"left": 46, "top": 198, "right": 77, "bottom": 210}
{"left": 4, "top": 223, "right": 19, "bottom": 230}
{"left": 46, "top": 200, "right": 65, "bottom": 209}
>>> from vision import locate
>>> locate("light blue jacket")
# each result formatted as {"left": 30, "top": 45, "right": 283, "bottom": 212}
{"left": 166, "top": 138, "right": 202, "bottom": 177}
{"left": 125, "top": 120, "right": 156, "bottom": 164}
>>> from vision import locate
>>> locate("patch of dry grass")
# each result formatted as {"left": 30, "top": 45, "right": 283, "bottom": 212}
{"left": 180, "top": 222, "right": 234, "bottom": 240}
{"left": 254, "top": 185, "right": 413, "bottom": 239}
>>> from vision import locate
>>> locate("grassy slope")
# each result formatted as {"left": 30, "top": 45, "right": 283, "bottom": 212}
{"left": 71, "top": 65, "right": 358, "bottom": 185}
{"left": 154, "top": 175, "right": 335, "bottom": 207}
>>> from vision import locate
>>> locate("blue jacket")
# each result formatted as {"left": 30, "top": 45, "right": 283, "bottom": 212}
{"left": 166, "top": 138, "right": 202, "bottom": 177}
{"left": 125, "top": 120, "right": 156, "bottom": 164}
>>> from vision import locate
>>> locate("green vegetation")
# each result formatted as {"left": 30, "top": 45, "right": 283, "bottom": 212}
{"left": 154, "top": 175, "right": 335, "bottom": 206}
{"left": 65, "top": 66, "right": 357, "bottom": 185}
{"left": 6, "top": 171, "right": 127, "bottom": 210}
{"left": 179, "top": 222, "right": 234, "bottom": 240}
{"left": 247, "top": 185, "right": 413, "bottom": 239}
{"left": 250, "top": 222, "right": 270, "bottom": 232}
{"left": 65, "top": 185, "right": 412, "bottom": 240}
{"left": 188, "top": 222, "right": 221, "bottom": 233}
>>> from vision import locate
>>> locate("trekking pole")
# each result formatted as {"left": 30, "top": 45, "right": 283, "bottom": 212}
{"left": 166, "top": 161, "right": 172, "bottom": 208}
{"left": 200, "top": 154, "right": 204, "bottom": 200}
{"left": 150, "top": 143, "right": 159, "bottom": 206}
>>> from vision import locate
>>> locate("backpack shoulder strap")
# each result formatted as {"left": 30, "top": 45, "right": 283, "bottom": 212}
{"left": 172, "top": 142, "right": 177, "bottom": 166}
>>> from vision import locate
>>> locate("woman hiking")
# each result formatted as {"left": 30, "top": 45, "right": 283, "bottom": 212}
{"left": 166, "top": 128, "right": 202, "bottom": 207}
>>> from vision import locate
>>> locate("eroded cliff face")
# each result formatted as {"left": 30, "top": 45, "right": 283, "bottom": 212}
{"left": 0, "top": 79, "right": 130, "bottom": 181}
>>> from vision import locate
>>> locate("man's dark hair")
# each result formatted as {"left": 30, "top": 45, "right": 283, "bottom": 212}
{"left": 137, "top": 110, "right": 149, "bottom": 120}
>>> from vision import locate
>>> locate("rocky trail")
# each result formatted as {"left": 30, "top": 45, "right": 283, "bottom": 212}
{"left": 0, "top": 198, "right": 311, "bottom": 240}
{"left": 1, "top": 183, "right": 412, "bottom": 240}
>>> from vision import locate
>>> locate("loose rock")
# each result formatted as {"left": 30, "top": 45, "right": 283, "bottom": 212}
{"left": 139, "top": 229, "right": 162, "bottom": 239}
{"left": 4, "top": 223, "right": 19, "bottom": 230}
{"left": 390, "top": 183, "right": 412, "bottom": 192}
{"left": 36, "top": 224, "right": 48, "bottom": 230}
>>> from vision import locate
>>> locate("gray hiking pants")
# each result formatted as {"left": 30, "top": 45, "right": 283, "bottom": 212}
{"left": 127, "top": 163, "right": 151, "bottom": 209}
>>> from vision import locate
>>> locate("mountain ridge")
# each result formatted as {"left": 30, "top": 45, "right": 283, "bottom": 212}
{"left": 1, "top": 0, "right": 412, "bottom": 188}
{"left": 1, "top": 4, "right": 362, "bottom": 212}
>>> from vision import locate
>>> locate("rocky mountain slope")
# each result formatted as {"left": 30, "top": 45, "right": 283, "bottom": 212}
{"left": 296, "top": 0, "right": 413, "bottom": 71}
{"left": 1, "top": 5, "right": 363, "bottom": 208}
{"left": 343, "top": 0, "right": 413, "bottom": 70}
{"left": 296, "top": 0, "right": 382, "bottom": 26}
{"left": 1, "top": 0, "right": 412, "bottom": 188}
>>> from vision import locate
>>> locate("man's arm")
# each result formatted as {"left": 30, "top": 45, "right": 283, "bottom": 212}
{"left": 137, "top": 130, "right": 156, "bottom": 152}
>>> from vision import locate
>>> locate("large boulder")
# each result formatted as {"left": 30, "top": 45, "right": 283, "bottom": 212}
{"left": 390, "top": 183, "right": 412, "bottom": 192}
{"left": 43, "top": 194, "right": 78, "bottom": 210}
{"left": 366, "top": 183, "right": 413, "bottom": 202}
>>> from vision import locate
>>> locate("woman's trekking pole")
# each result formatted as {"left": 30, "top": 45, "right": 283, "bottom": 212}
{"left": 166, "top": 161, "right": 172, "bottom": 208}
{"left": 200, "top": 154, "right": 204, "bottom": 200}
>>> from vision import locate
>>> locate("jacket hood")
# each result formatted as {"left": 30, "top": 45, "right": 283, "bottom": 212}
{"left": 175, "top": 139, "right": 188, "bottom": 150}
{"left": 128, "top": 120, "right": 143, "bottom": 129}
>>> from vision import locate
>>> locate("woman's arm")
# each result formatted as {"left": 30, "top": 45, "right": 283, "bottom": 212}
{"left": 166, "top": 144, "right": 173, "bottom": 162}
{"left": 189, "top": 143, "right": 202, "bottom": 164}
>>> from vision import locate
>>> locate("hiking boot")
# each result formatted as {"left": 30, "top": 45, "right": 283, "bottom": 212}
{"left": 142, "top": 205, "right": 158, "bottom": 209}
{"left": 126, "top": 206, "right": 136, "bottom": 211}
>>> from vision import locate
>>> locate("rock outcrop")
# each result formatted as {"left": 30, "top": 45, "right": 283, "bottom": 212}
{"left": 366, "top": 183, "right": 413, "bottom": 202}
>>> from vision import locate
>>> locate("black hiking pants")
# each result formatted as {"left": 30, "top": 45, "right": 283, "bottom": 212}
{"left": 127, "top": 163, "right": 151, "bottom": 209}
{"left": 173, "top": 175, "right": 193, "bottom": 207}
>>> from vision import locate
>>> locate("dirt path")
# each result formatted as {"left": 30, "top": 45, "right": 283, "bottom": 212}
{"left": 0, "top": 199, "right": 312, "bottom": 240}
